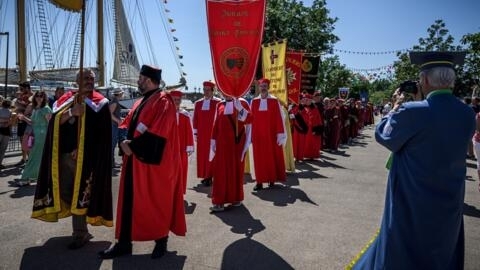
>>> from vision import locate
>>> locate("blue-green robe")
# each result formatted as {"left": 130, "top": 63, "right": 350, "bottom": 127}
{"left": 350, "top": 90, "right": 475, "bottom": 270}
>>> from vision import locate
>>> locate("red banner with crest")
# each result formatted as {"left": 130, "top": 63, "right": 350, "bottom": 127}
{"left": 206, "top": 0, "right": 266, "bottom": 97}
{"left": 286, "top": 51, "right": 303, "bottom": 104}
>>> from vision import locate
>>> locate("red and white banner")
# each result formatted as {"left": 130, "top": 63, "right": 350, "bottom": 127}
{"left": 286, "top": 51, "right": 303, "bottom": 104}
{"left": 206, "top": 0, "right": 266, "bottom": 98}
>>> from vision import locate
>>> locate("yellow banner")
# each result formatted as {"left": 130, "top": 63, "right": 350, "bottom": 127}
{"left": 262, "top": 39, "right": 287, "bottom": 105}
{"left": 49, "top": 0, "right": 82, "bottom": 12}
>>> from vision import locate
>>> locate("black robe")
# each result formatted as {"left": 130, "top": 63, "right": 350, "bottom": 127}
{"left": 31, "top": 91, "right": 113, "bottom": 226}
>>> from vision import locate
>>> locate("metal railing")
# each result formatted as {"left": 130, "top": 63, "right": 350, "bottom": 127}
{"left": 6, "top": 126, "right": 22, "bottom": 154}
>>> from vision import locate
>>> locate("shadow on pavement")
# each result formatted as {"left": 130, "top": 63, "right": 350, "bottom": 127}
{"left": 221, "top": 237, "right": 294, "bottom": 270}
{"left": 464, "top": 202, "right": 480, "bottom": 218}
{"left": 20, "top": 236, "right": 111, "bottom": 270}
{"left": 184, "top": 200, "right": 197, "bottom": 214}
{"left": 0, "top": 165, "right": 23, "bottom": 177}
{"left": 252, "top": 185, "right": 318, "bottom": 207}
{"left": 210, "top": 204, "right": 265, "bottom": 237}
{"left": 190, "top": 183, "right": 212, "bottom": 197}
{"left": 7, "top": 182, "right": 36, "bottom": 198}
{"left": 111, "top": 252, "right": 186, "bottom": 270}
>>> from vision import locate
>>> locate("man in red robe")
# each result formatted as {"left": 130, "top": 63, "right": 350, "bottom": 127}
{"left": 192, "top": 81, "right": 221, "bottom": 186}
{"left": 250, "top": 78, "right": 286, "bottom": 191}
{"left": 291, "top": 94, "right": 310, "bottom": 161}
{"left": 31, "top": 68, "right": 113, "bottom": 250}
{"left": 99, "top": 65, "right": 186, "bottom": 259}
{"left": 209, "top": 95, "right": 252, "bottom": 212}
{"left": 304, "top": 96, "right": 323, "bottom": 159}
{"left": 170, "top": 89, "right": 194, "bottom": 194}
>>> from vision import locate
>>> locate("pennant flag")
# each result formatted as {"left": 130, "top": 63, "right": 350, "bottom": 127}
{"left": 173, "top": 37, "right": 178, "bottom": 42}
{"left": 178, "top": 55, "right": 183, "bottom": 59}
{"left": 262, "top": 39, "right": 287, "bottom": 105}
{"left": 171, "top": 29, "right": 176, "bottom": 32}
{"left": 168, "top": 18, "right": 174, "bottom": 23}
{"left": 206, "top": 0, "right": 266, "bottom": 98}
{"left": 359, "top": 90, "right": 369, "bottom": 103}
{"left": 165, "top": 9, "right": 170, "bottom": 12}
{"left": 49, "top": 0, "right": 82, "bottom": 12}
{"left": 285, "top": 51, "right": 303, "bottom": 104}
{"left": 300, "top": 54, "right": 320, "bottom": 94}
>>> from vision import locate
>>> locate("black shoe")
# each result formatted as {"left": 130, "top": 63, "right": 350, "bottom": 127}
{"left": 253, "top": 183, "right": 263, "bottom": 191}
{"left": 268, "top": 182, "right": 275, "bottom": 188}
{"left": 201, "top": 177, "right": 212, "bottom": 187}
{"left": 151, "top": 237, "right": 168, "bottom": 259}
{"left": 67, "top": 233, "right": 93, "bottom": 250}
{"left": 98, "top": 243, "right": 132, "bottom": 259}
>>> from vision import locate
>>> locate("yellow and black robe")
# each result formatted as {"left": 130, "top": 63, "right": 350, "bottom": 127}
{"left": 31, "top": 90, "right": 113, "bottom": 227}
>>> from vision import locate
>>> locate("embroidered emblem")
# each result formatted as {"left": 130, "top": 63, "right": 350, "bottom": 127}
{"left": 220, "top": 47, "right": 249, "bottom": 79}
{"left": 78, "top": 174, "right": 93, "bottom": 207}
{"left": 33, "top": 189, "right": 53, "bottom": 207}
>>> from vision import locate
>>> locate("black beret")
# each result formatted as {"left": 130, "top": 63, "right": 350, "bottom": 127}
{"left": 140, "top": 65, "right": 162, "bottom": 82}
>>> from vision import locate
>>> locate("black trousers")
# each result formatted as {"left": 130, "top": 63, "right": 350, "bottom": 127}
{"left": 118, "top": 157, "right": 133, "bottom": 244}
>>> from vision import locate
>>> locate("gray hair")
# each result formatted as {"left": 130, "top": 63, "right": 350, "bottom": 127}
{"left": 420, "top": 67, "right": 456, "bottom": 89}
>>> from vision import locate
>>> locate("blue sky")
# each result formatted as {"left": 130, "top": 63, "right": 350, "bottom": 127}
{"left": 0, "top": 0, "right": 479, "bottom": 92}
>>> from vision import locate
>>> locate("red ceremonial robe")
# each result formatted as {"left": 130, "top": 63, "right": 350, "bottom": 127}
{"left": 116, "top": 90, "right": 186, "bottom": 241}
{"left": 211, "top": 99, "right": 252, "bottom": 205}
{"left": 251, "top": 96, "right": 286, "bottom": 183}
{"left": 177, "top": 109, "right": 194, "bottom": 194}
{"left": 324, "top": 106, "right": 341, "bottom": 151}
{"left": 290, "top": 105, "right": 309, "bottom": 161}
{"left": 192, "top": 97, "right": 221, "bottom": 179}
{"left": 304, "top": 105, "right": 323, "bottom": 159}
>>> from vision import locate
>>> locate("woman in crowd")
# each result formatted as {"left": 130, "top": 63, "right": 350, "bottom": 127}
{"left": 15, "top": 91, "right": 52, "bottom": 186}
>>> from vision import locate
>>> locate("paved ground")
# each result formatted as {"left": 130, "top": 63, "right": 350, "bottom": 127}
{"left": 1, "top": 123, "right": 479, "bottom": 270}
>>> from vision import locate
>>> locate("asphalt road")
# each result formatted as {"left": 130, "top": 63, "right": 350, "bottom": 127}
{"left": 1, "top": 123, "right": 479, "bottom": 270}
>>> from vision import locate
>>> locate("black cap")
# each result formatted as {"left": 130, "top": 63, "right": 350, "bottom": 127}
{"left": 140, "top": 65, "right": 162, "bottom": 82}
{"left": 409, "top": 51, "right": 466, "bottom": 71}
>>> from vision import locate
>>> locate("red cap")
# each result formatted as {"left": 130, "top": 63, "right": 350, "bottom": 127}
{"left": 203, "top": 81, "right": 215, "bottom": 88}
{"left": 258, "top": 78, "right": 270, "bottom": 85}
{"left": 170, "top": 90, "right": 183, "bottom": 98}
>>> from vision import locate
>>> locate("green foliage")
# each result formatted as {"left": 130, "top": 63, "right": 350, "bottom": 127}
{"left": 393, "top": 19, "right": 479, "bottom": 97}
{"left": 317, "top": 56, "right": 352, "bottom": 97}
{"left": 264, "top": 0, "right": 338, "bottom": 52}
{"left": 264, "top": 3, "right": 479, "bottom": 101}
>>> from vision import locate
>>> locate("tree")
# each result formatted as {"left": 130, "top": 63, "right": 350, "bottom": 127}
{"left": 391, "top": 20, "right": 480, "bottom": 96}
{"left": 264, "top": 0, "right": 338, "bottom": 52}
{"left": 394, "top": 20, "right": 459, "bottom": 82}
{"left": 459, "top": 32, "right": 480, "bottom": 96}
{"left": 317, "top": 55, "right": 351, "bottom": 97}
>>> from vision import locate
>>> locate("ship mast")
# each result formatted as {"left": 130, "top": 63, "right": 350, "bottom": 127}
{"left": 16, "top": 0, "right": 27, "bottom": 82}
{"left": 97, "top": 0, "right": 104, "bottom": 86}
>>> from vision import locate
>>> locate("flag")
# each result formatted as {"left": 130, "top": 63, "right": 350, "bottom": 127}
{"left": 300, "top": 54, "right": 320, "bottom": 94}
{"left": 285, "top": 51, "right": 303, "bottom": 104}
{"left": 339, "top": 87, "right": 349, "bottom": 99}
{"left": 262, "top": 39, "right": 287, "bottom": 105}
{"left": 206, "top": 0, "right": 266, "bottom": 98}
{"left": 49, "top": 0, "right": 83, "bottom": 12}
